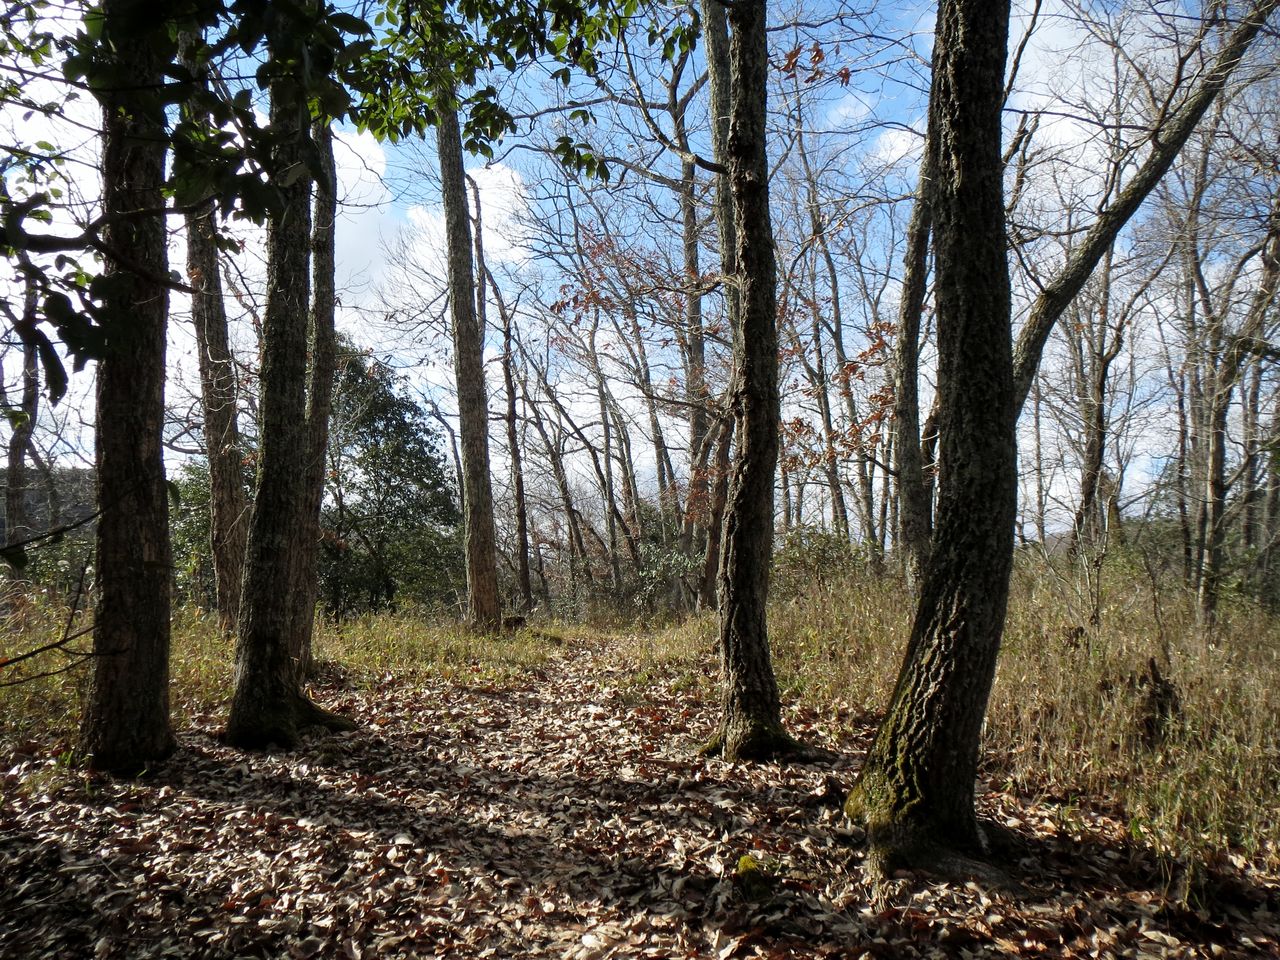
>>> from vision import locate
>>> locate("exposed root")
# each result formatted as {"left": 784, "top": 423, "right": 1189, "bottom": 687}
{"left": 867, "top": 834, "right": 1025, "bottom": 895}
{"left": 699, "top": 722, "right": 834, "bottom": 764}
{"left": 225, "top": 692, "right": 356, "bottom": 751}
{"left": 295, "top": 692, "right": 358, "bottom": 733}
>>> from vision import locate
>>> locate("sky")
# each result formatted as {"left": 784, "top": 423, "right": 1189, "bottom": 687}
{"left": 3, "top": 0, "right": 1271, "bottom": 541}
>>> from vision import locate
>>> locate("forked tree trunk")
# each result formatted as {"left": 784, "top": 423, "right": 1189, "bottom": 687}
{"left": 227, "top": 30, "right": 350, "bottom": 748}
{"left": 80, "top": 0, "right": 176, "bottom": 772}
{"left": 288, "top": 122, "right": 338, "bottom": 676}
{"left": 438, "top": 97, "right": 500, "bottom": 631}
{"left": 704, "top": 0, "right": 798, "bottom": 761}
{"left": 845, "top": 0, "right": 1016, "bottom": 867}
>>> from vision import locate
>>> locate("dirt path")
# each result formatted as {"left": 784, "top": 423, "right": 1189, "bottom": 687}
{"left": 2, "top": 635, "right": 1277, "bottom": 958}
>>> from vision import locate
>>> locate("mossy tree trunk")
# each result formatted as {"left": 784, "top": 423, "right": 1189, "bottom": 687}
{"left": 704, "top": 0, "right": 798, "bottom": 762}
{"left": 845, "top": 0, "right": 1016, "bottom": 867}
{"left": 80, "top": 0, "right": 176, "bottom": 772}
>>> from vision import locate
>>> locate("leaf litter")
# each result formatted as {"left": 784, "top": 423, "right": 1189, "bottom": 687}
{"left": 2, "top": 635, "right": 1278, "bottom": 959}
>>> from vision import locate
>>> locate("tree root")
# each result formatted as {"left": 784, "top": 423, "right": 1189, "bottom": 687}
{"left": 868, "top": 838, "right": 1027, "bottom": 896}
{"left": 294, "top": 691, "right": 358, "bottom": 733}
{"left": 699, "top": 722, "right": 835, "bottom": 764}
{"left": 225, "top": 692, "right": 356, "bottom": 751}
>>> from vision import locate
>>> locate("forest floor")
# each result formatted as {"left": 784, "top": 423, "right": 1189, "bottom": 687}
{"left": 2, "top": 631, "right": 1279, "bottom": 959}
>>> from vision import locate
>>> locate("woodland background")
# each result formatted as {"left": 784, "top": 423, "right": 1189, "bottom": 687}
{"left": 3, "top": 0, "right": 1280, "bottom": 956}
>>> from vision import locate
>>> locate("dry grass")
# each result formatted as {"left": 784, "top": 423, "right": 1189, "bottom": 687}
{"left": 759, "top": 552, "right": 1280, "bottom": 874}
{"left": 4, "top": 553, "right": 1279, "bottom": 879}
{"left": 0, "top": 593, "right": 555, "bottom": 755}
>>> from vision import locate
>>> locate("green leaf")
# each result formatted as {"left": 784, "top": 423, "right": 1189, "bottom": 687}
{"left": 328, "top": 12, "right": 372, "bottom": 35}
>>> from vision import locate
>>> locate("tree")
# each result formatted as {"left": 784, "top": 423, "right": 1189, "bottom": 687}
{"left": 702, "top": 0, "right": 799, "bottom": 761}
{"left": 226, "top": 9, "right": 354, "bottom": 749}
{"left": 288, "top": 120, "right": 339, "bottom": 673}
{"left": 320, "top": 348, "right": 461, "bottom": 617}
{"left": 845, "top": 0, "right": 1016, "bottom": 869}
{"left": 438, "top": 95, "right": 501, "bottom": 631}
{"left": 4, "top": 278, "right": 39, "bottom": 556}
{"left": 78, "top": 0, "right": 178, "bottom": 772}
{"left": 847, "top": 0, "right": 1279, "bottom": 874}
{"left": 182, "top": 32, "right": 248, "bottom": 633}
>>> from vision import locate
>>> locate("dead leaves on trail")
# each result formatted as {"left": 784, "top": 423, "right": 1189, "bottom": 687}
{"left": 3, "top": 636, "right": 1279, "bottom": 959}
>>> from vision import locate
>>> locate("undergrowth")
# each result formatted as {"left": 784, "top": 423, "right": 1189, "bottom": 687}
{"left": 762, "top": 550, "right": 1280, "bottom": 878}
{"left": 0, "top": 595, "right": 554, "bottom": 752}
{"left": 4, "top": 552, "right": 1279, "bottom": 882}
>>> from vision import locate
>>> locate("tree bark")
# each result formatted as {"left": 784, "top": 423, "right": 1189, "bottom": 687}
{"left": 227, "top": 26, "right": 349, "bottom": 748}
{"left": 438, "top": 97, "right": 500, "bottom": 631}
{"left": 704, "top": 0, "right": 797, "bottom": 761}
{"left": 288, "top": 121, "right": 338, "bottom": 676}
{"left": 80, "top": 0, "right": 176, "bottom": 772}
{"left": 845, "top": 0, "right": 1016, "bottom": 869}
{"left": 893, "top": 175, "right": 933, "bottom": 588}
{"left": 180, "top": 31, "right": 246, "bottom": 633}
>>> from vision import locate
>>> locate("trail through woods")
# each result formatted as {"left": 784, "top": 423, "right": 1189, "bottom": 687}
{"left": 2, "top": 634, "right": 1278, "bottom": 958}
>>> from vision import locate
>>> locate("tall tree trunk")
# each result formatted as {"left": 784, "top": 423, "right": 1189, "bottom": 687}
{"left": 893, "top": 168, "right": 933, "bottom": 588}
{"left": 186, "top": 197, "right": 248, "bottom": 632}
{"left": 704, "top": 0, "right": 799, "bottom": 761}
{"left": 181, "top": 31, "right": 246, "bottom": 633}
{"left": 289, "top": 122, "right": 338, "bottom": 677}
{"left": 487, "top": 267, "right": 534, "bottom": 613}
{"left": 80, "top": 0, "right": 176, "bottom": 771}
{"left": 227, "top": 27, "right": 350, "bottom": 748}
{"left": 438, "top": 98, "right": 500, "bottom": 630}
{"left": 845, "top": 0, "right": 1016, "bottom": 869}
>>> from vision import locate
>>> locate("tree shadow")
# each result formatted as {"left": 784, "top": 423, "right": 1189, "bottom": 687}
{"left": 35, "top": 715, "right": 860, "bottom": 957}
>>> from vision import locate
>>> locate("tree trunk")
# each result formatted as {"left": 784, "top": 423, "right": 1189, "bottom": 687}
{"left": 181, "top": 31, "right": 246, "bottom": 633}
{"left": 845, "top": 0, "right": 1016, "bottom": 869}
{"left": 227, "top": 29, "right": 349, "bottom": 748}
{"left": 704, "top": 0, "right": 797, "bottom": 762}
{"left": 288, "top": 121, "right": 338, "bottom": 677}
{"left": 438, "top": 97, "right": 500, "bottom": 631}
{"left": 1198, "top": 213, "right": 1280, "bottom": 625}
{"left": 893, "top": 169, "right": 933, "bottom": 588}
{"left": 488, "top": 267, "right": 534, "bottom": 613}
{"left": 80, "top": 1, "right": 176, "bottom": 772}
{"left": 699, "top": 412, "right": 732, "bottom": 610}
